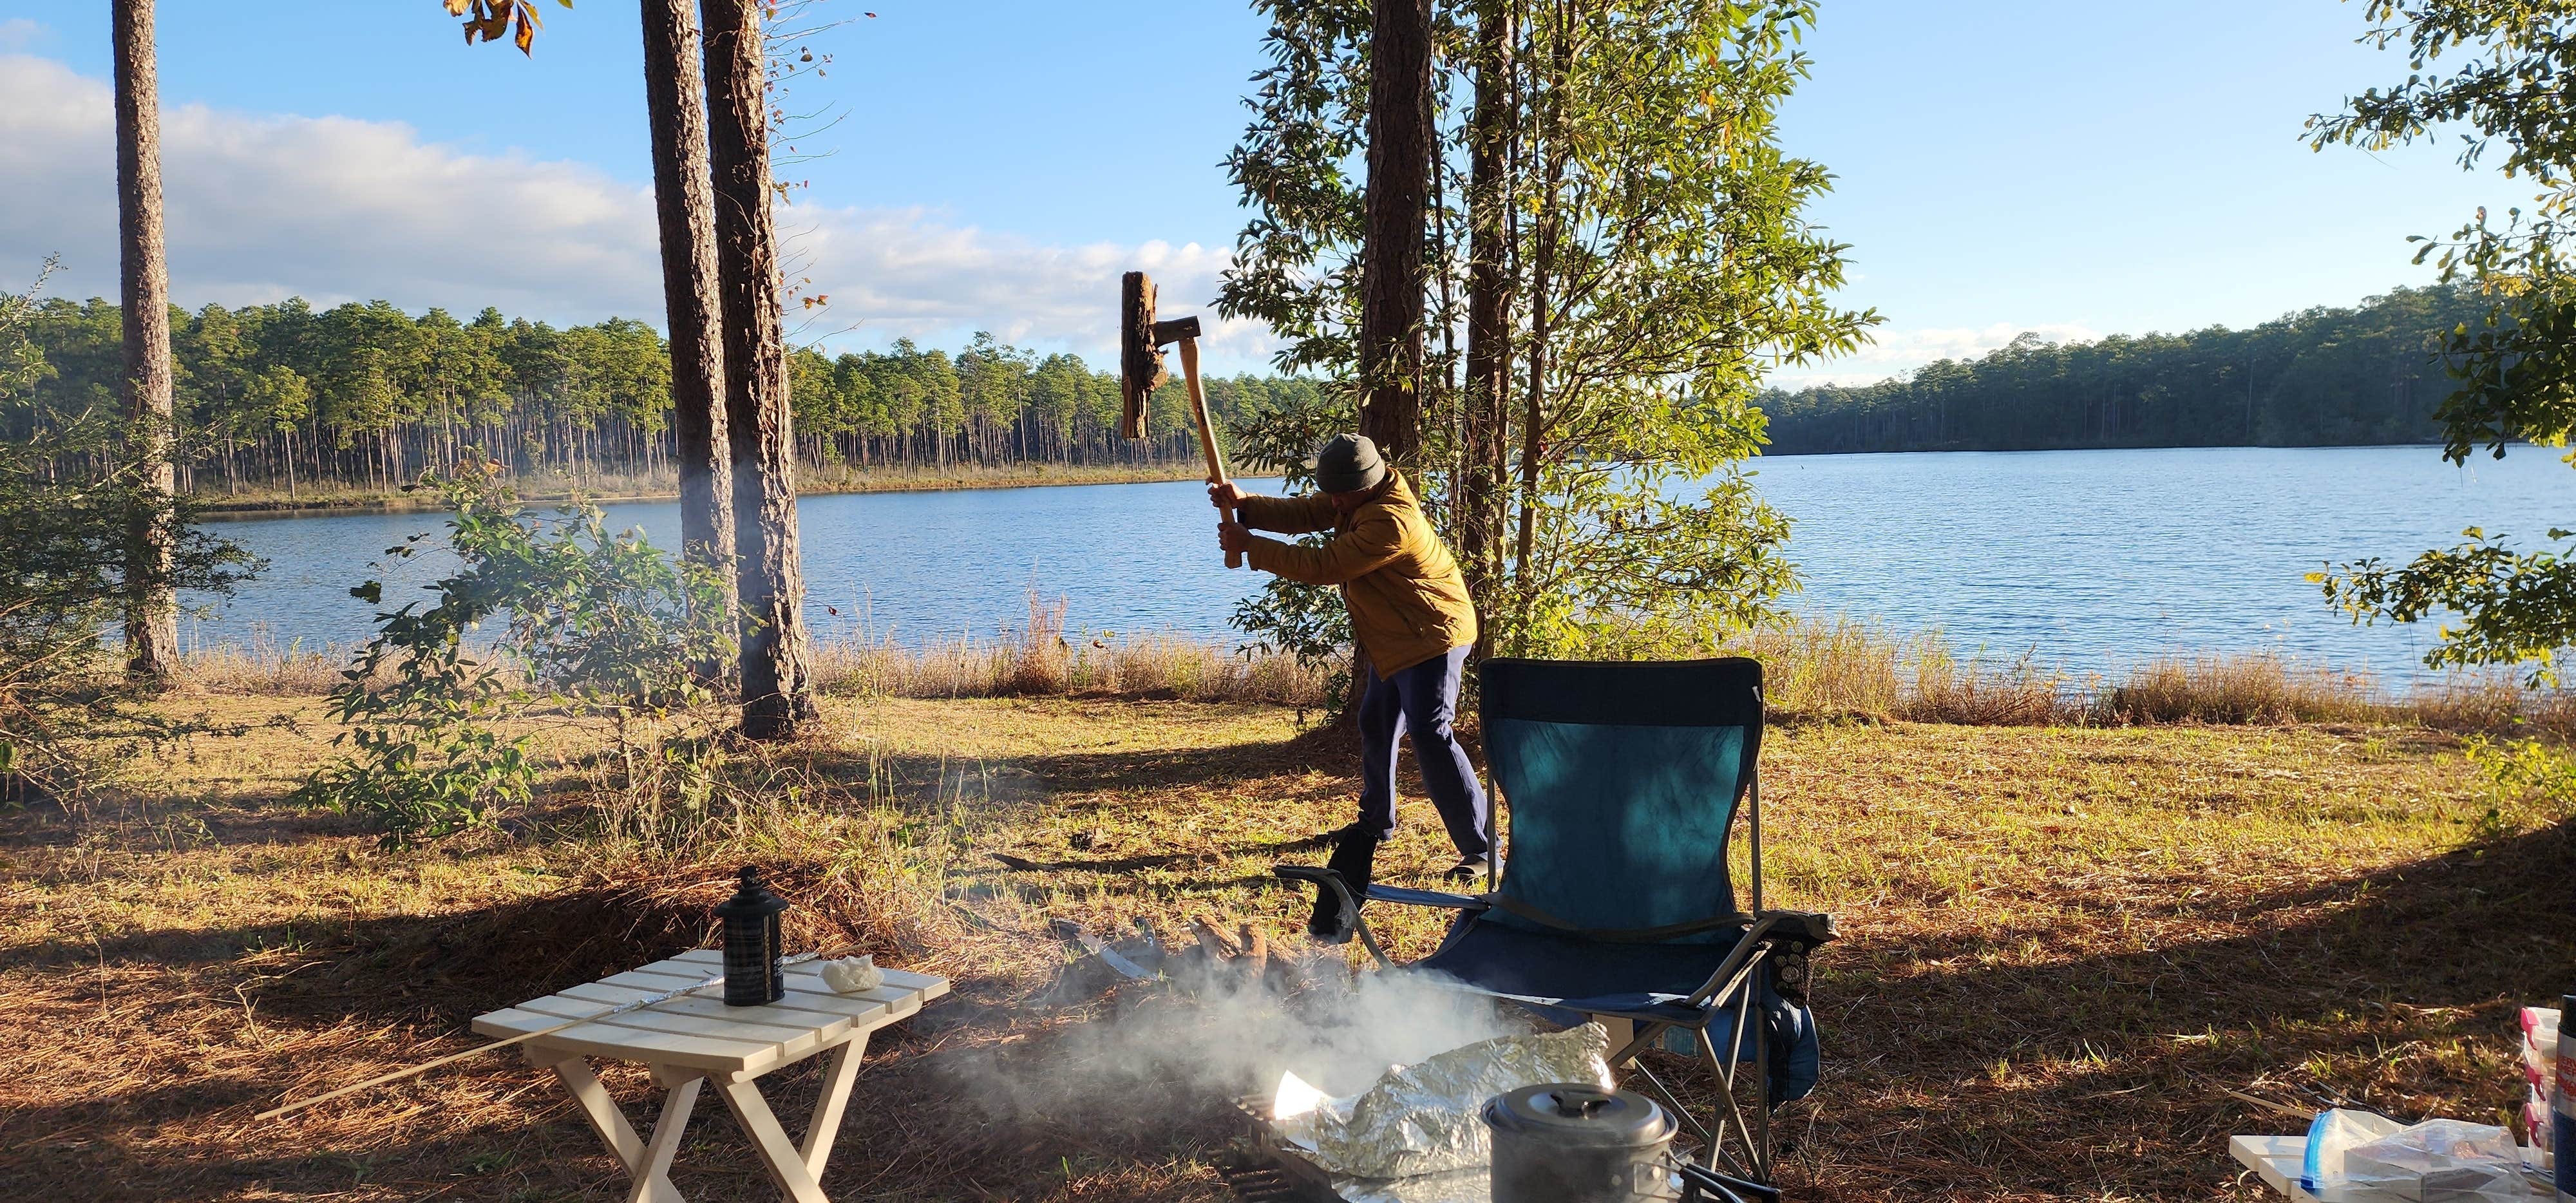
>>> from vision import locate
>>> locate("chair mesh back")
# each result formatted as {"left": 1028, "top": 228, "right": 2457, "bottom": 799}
{"left": 1479, "top": 658, "right": 1762, "bottom": 942}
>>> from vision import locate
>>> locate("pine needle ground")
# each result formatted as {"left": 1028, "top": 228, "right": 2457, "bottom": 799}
{"left": 2, "top": 693, "right": 2570, "bottom": 1201}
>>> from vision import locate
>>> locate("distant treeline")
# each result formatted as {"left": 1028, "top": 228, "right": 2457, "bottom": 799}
{"left": 5, "top": 297, "right": 1318, "bottom": 496}
{"left": 1758, "top": 285, "right": 2494, "bottom": 454}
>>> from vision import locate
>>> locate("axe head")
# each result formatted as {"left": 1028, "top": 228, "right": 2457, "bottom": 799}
{"left": 1119, "top": 271, "right": 1164, "bottom": 440}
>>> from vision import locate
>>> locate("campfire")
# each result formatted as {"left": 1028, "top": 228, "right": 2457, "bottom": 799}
{"left": 1043, "top": 916, "right": 1743, "bottom": 1203}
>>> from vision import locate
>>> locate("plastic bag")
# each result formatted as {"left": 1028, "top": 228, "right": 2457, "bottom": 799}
{"left": 2302, "top": 1108, "right": 2546, "bottom": 1201}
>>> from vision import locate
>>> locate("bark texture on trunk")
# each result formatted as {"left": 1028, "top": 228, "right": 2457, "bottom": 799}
{"left": 703, "top": 0, "right": 813, "bottom": 737}
{"left": 115, "top": 0, "right": 178, "bottom": 681}
{"left": 1460, "top": 0, "right": 1516, "bottom": 658}
{"left": 1511, "top": 14, "right": 1570, "bottom": 650}
{"left": 641, "top": 0, "right": 735, "bottom": 682}
{"left": 1356, "top": 0, "right": 1435, "bottom": 469}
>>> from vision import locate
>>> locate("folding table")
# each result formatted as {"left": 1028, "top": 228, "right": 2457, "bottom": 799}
{"left": 472, "top": 949, "right": 948, "bottom": 1202}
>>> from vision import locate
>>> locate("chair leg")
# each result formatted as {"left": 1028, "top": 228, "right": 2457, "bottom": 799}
{"left": 1753, "top": 1007, "right": 1772, "bottom": 1179}
{"left": 1722, "top": 988, "right": 1771, "bottom": 1182}
{"left": 1625, "top": 1058, "right": 1711, "bottom": 1145}
{"left": 1697, "top": 1026, "right": 1762, "bottom": 1183}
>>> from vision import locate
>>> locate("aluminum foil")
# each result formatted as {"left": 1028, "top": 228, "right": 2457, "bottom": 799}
{"left": 1323, "top": 1166, "right": 1493, "bottom": 1203}
{"left": 1276, "top": 1023, "right": 1614, "bottom": 1180}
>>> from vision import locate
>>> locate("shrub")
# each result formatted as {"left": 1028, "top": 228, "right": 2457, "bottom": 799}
{"left": 294, "top": 465, "right": 733, "bottom": 843}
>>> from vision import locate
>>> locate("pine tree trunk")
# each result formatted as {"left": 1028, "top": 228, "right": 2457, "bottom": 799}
{"left": 1511, "top": 15, "right": 1569, "bottom": 656}
{"left": 1356, "top": 0, "right": 1435, "bottom": 469}
{"left": 704, "top": 0, "right": 813, "bottom": 738}
{"left": 642, "top": 0, "right": 737, "bottom": 683}
{"left": 115, "top": 0, "right": 178, "bottom": 683}
{"left": 1460, "top": 0, "right": 1515, "bottom": 659}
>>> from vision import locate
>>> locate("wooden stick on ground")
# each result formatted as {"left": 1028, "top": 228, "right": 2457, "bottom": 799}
{"left": 255, "top": 951, "right": 824, "bottom": 1121}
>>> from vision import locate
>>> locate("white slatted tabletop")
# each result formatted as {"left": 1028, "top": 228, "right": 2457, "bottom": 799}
{"left": 2231, "top": 1135, "right": 2322, "bottom": 1200}
{"left": 474, "top": 949, "right": 948, "bottom": 1203}
{"left": 2229, "top": 1132, "right": 2550, "bottom": 1200}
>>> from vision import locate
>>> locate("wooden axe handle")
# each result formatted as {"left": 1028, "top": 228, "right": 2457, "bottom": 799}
{"left": 1177, "top": 338, "right": 1242, "bottom": 569}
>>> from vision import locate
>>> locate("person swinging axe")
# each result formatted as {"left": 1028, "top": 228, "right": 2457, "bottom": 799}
{"left": 1115, "top": 272, "right": 1486, "bottom": 944}
{"left": 1212, "top": 433, "right": 1490, "bottom": 944}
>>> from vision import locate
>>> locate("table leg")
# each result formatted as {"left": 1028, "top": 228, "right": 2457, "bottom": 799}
{"left": 625, "top": 1072, "right": 703, "bottom": 1203}
{"left": 715, "top": 1076, "right": 831, "bottom": 1203}
{"left": 529, "top": 1049, "right": 692, "bottom": 1203}
{"left": 799, "top": 1033, "right": 869, "bottom": 1179}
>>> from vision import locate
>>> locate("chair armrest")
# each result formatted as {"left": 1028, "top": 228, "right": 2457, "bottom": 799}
{"left": 1365, "top": 884, "right": 1489, "bottom": 911}
{"left": 1750, "top": 909, "right": 1835, "bottom": 949}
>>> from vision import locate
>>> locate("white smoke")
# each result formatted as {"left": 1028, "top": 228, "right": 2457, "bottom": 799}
{"left": 945, "top": 958, "right": 1533, "bottom": 1130}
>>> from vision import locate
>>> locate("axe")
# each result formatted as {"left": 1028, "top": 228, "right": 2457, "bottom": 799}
{"left": 1121, "top": 270, "right": 1241, "bottom": 569}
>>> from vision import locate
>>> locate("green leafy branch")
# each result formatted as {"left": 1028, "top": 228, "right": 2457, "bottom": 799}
{"left": 294, "top": 463, "right": 734, "bottom": 843}
{"left": 2314, "top": 526, "right": 2576, "bottom": 685}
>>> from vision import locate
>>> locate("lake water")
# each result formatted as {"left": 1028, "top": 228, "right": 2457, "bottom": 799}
{"left": 189, "top": 446, "right": 2576, "bottom": 682}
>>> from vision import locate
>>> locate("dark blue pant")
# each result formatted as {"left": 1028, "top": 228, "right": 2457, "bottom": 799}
{"left": 1357, "top": 645, "right": 1490, "bottom": 859}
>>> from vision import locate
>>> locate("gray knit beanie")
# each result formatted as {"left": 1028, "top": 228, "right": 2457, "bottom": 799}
{"left": 1307, "top": 433, "right": 1387, "bottom": 494}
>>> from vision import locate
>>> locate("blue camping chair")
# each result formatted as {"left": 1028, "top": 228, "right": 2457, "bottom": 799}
{"left": 1278, "top": 657, "right": 1835, "bottom": 1190}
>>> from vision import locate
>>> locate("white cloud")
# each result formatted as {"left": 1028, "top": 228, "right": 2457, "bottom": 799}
{"left": 0, "top": 53, "right": 1268, "bottom": 370}
{"left": 1765, "top": 320, "right": 2103, "bottom": 390}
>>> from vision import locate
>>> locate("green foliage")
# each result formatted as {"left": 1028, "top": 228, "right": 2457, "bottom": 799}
{"left": 1761, "top": 285, "right": 2492, "bottom": 452}
{"left": 2429, "top": 281, "right": 2576, "bottom": 465}
{"left": 2459, "top": 732, "right": 2576, "bottom": 842}
{"left": 1219, "top": 0, "right": 1872, "bottom": 659}
{"left": 294, "top": 464, "right": 734, "bottom": 842}
{"left": 296, "top": 631, "right": 533, "bottom": 844}
{"left": 1, "top": 260, "right": 260, "bottom": 799}
{"left": 2315, "top": 526, "right": 2576, "bottom": 685}
{"left": 2462, "top": 734, "right": 2576, "bottom": 812}
{"left": 2308, "top": 2, "right": 2576, "bottom": 679}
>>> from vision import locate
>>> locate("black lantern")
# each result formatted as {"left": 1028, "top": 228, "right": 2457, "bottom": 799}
{"left": 714, "top": 866, "right": 790, "bottom": 1006}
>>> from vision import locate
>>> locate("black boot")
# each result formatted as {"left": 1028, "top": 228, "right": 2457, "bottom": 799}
{"left": 1307, "top": 825, "right": 1378, "bottom": 943}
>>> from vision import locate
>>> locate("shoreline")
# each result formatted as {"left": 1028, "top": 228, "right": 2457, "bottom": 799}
{"left": 187, "top": 442, "right": 2489, "bottom": 516}
{"left": 194, "top": 464, "right": 1279, "bottom": 520}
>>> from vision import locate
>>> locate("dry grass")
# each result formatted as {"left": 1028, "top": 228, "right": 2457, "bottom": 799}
{"left": 180, "top": 607, "right": 2571, "bottom": 734}
{"left": 2097, "top": 654, "right": 2391, "bottom": 725}
{"left": 1716, "top": 614, "right": 2101, "bottom": 724}
{"left": 4, "top": 686, "right": 2573, "bottom": 1200}
{"left": 2095, "top": 654, "right": 2568, "bottom": 729}
{"left": 176, "top": 629, "right": 348, "bottom": 695}
{"left": 177, "top": 594, "right": 1329, "bottom": 709}
{"left": 1725, "top": 614, "right": 2575, "bottom": 731}
{"left": 799, "top": 594, "right": 1326, "bottom": 708}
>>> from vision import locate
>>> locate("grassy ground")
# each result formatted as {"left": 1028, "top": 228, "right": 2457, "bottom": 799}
{"left": 3, "top": 692, "right": 2570, "bottom": 1201}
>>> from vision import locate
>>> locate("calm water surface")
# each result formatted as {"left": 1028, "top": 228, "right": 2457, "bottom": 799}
{"left": 191, "top": 447, "right": 2576, "bottom": 681}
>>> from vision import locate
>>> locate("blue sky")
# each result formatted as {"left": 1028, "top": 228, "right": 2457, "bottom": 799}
{"left": 0, "top": 1, "right": 2518, "bottom": 382}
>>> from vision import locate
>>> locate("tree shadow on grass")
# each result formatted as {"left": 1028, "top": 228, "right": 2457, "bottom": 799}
{"left": 11, "top": 882, "right": 715, "bottom": 1032}
{"left": 1765, "top": 815, "right": 2576, "bottom": 1200}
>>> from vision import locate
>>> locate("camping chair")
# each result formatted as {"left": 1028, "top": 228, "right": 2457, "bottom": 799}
{"left": 1278, "top": 657, "right": 1834, "bottom": 1193}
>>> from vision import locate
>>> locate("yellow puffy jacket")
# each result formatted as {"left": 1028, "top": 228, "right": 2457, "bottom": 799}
{"left": 1236, "top": 470, "right": 1479, "bottom": 677}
